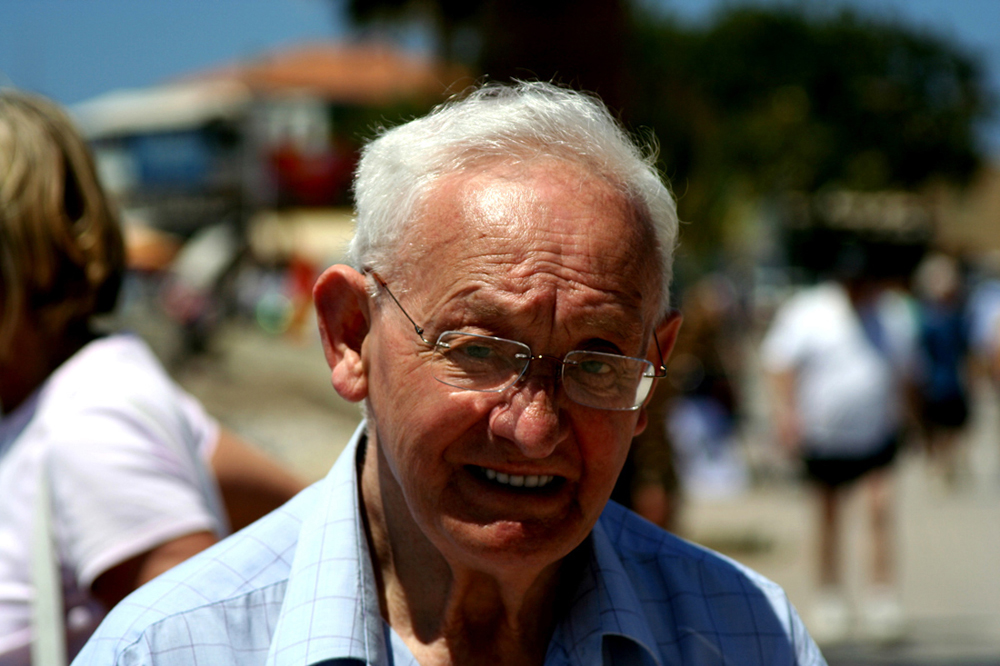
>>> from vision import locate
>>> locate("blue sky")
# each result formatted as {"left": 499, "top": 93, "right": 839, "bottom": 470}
{"left": 2, "top": 0, "right": 998, "bottom": 154}
{"left": 0, "top": 1, "right": 346, "bottom": 104}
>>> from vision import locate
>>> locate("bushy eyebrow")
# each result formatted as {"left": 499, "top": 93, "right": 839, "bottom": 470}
{"left": 577, "top": 310, "right": 646, "bottom": 343}
{"left": 435, "top": 293, "right": 647, "bottom": 350}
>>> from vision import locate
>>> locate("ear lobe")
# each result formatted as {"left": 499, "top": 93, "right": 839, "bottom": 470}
{"left": 314, "top": 265, "right": 370, "bottom": 402}
{"left": 632, "top": 406, "right": 649, "bottom": 438}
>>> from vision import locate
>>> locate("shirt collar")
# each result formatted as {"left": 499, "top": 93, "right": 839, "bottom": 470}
{"left": 267, "top": 423, "right": 388, "bottom": 666}
{"left": 549, "top": 517, "right": 663, "bottom": 666}
{"left": 267, "top": 422, "right": 661, "bottom": 666}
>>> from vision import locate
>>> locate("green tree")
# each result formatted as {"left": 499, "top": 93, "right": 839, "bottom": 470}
{"left": 628, "top": 6, "right": 991, "bottom": 265}
{"left": 343, "top": 2, "right": 991, "bottom": 269}
{"left": 347, "top": 0, "right": 486, "bottom": 66}
{"left": 346, "top": 0, "right": 632, "bottom": 112}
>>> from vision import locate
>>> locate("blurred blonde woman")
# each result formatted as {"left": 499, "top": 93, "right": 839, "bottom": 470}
{"left": 0, "top": 90, "right": 304, "bottom": 663}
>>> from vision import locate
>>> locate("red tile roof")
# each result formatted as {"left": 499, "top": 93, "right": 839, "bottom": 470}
{"left": 190, "top": 42, "right": 470, "bottom": 105}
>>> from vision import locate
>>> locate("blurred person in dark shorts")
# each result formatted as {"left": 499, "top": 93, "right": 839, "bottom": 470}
{"left": 912, "top": 252, "right": 972, "bottom": 488}
{"left": 762, "top": 244, "right": 918, "bottom": 646}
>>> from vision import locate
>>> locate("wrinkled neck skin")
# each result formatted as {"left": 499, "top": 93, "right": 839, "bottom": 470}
{"left": 359, "top": 434, "right": 574, "bottom": 666}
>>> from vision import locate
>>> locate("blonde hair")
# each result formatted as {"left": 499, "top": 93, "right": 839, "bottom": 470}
{"left": 0, "top": 89, "right": 124, "bottom": 357}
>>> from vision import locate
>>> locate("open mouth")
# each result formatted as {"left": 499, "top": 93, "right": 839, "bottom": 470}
{"left": 470, "top": 465, "right": 562, "bottom": 490}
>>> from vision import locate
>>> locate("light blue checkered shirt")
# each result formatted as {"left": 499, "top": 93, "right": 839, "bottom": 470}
{"left": 73, "top": 424, "right": 825, "bottom": 665}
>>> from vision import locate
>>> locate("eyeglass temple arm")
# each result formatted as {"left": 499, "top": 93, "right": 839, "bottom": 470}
{"left": 652, "top": 334, "right": 668, "bottom": 378}
{"left": 365, "top": 268, "right": 429, "bottom": 343}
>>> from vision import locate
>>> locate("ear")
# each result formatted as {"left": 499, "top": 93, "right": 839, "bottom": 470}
{"left": 633, "top": 309, "right": 683, "bottom": 437}
{"left": 651, "top": 309, "right": 683, "bottom": 363}
{"left": 314, "top": 264, "right": 371, "bottom": 403}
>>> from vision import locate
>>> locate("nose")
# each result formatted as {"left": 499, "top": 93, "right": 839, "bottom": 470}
{"left": 489, "top": 374, "right": 568, "bottom": 459}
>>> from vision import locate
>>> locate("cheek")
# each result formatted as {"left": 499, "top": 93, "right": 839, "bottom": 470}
{"left": 370, "top": 360, "right": 493, "bottom": 479}
{"left": 574, "top": 412, "right": 637, "bottom": 498}
{"left": 367, "top": 338, "right": 431, "bottom": 417}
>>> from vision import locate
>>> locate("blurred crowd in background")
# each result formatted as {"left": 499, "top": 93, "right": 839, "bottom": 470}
{"left": 85, "top": 2, "right": 1000, "bottom": 647}
{"left": 5, "top": 0, "right": 1000, "bottom": 659}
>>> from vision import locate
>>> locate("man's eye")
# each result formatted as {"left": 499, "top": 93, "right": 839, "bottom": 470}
{"left": 579, "top": 359, "right": 612, "bottom": 375}
{"left": 462, "top": 344, "right": 494, "bottom": 359}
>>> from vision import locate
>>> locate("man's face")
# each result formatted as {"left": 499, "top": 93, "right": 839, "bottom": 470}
{"left": 362, "top": 158, "right": 666, "bottom": 576}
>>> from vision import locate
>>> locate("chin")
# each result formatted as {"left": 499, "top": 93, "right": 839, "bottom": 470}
{"left": 440, "top": 515, "right": 590, "bottom": 573}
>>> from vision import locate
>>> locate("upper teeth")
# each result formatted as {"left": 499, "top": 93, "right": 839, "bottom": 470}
{"left": 483, "top": 468, "right": 555, "bottom": 488}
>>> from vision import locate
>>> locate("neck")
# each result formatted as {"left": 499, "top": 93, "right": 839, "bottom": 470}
{"left": 0, "top": 317, "right": 91, "bottom": 413}
{"left": 359, "top": 435, "right": 567, "bottom": 666}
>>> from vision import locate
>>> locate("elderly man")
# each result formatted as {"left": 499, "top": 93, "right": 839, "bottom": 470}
{"left": 75, "top": 82, "right": 824, "bottom": 666}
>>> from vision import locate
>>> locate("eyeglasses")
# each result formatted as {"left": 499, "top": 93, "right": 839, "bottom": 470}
{"left": 366, "top": 269, "right": 666, "bottom": 411}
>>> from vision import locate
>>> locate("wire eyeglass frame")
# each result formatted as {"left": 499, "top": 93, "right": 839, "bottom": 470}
{"left": 365, "top": 268, "right": 667, "bottom": 411}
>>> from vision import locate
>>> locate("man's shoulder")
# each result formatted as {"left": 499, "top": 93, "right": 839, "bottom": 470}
{"left": 598, "top": 500, "right": 778, "bottom": 593}
{"left": 72, "top": 483, "right": 321, "bottom": 665}
{"left": 596, "top": 502, "right": 824, "bottom": 665}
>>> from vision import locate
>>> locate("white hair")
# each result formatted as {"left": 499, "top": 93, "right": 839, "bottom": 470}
{"left": 348, "top": 81, "right": 679, "bottom": 313}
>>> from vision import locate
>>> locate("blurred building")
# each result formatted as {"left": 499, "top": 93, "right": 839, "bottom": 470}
{"left": 778, "top": 190, "right": 933, "bottom": 283}
{"left": 72, "top": 42, "right": 468, "bottom": 240}
{"left": 927, "top": 163, "right": 1000, "bottom": 256}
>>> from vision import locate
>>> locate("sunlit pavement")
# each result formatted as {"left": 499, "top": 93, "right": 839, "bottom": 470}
{"left": 166, "top": 322, "right": 1000, "bottom": 666}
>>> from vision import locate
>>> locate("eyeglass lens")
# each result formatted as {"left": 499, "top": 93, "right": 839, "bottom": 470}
{"left": 432, "top": 331, "right": 654, "bottom": 410}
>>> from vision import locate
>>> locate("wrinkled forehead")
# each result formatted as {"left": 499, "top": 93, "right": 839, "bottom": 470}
{"left": 394, "top": 157, "right": 664, "bottom": 321}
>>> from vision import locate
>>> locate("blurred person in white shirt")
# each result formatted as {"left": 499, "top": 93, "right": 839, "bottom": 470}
{"left": 0, "top": 89, "right": 305, "bottom": 664}
{"left": 761, "top": 242, "right": 918, "bottom": 645}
